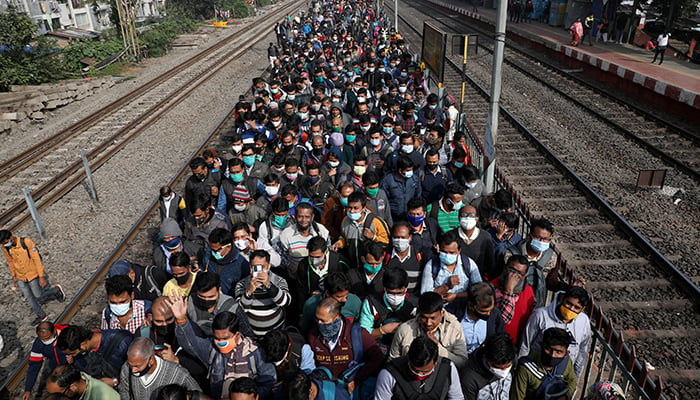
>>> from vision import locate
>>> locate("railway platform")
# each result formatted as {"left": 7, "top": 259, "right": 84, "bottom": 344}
{"left": 423, "top": 0, "right": 700, "bottom": 120}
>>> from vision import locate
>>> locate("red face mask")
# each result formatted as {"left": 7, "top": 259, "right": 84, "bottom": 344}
{"left": 410, "top": 365, "right": 435, "bottom": 381}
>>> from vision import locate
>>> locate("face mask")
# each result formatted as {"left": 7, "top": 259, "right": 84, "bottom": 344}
{"left": 347, "top": 211, "right": 363, "bottom": 221}
{"left": 368, "top": 67, "right": 375, "bottom": 72}
{"left": 272, "top": 215, "right": 288, "bottom": 229}
{"left": 400, "top": 72, "right": 408, "bottom": 78}
{"left": 558, "top": 304, "right": 580, "bottom": 321}
{"left": 411, "top": 365, "right": 435, "bottom": 381}
{"left": 362, "top": 186, "right": 378, "bottom": 197}
{"left": 465, "top": 181, "right": 478, "bottom": 189}
{"left": 162, "top": 194, "right": 173, "bottom": 202}
{"left": 192, "top": 295, "right": 217, "bottom": 310}
{"left": 287, "top": 95, "right": 296, "bottom": 101}
{"left": 392, "top": 238, "right": 410, "bottom": 252}
{"left": 439, "top": 252, "right": 458, "bottom": 265}
{"left": 399, "top": 86, "right": 407, "bottom": 93}
{"left": 385, "top": 293, "right": 405, "bottom": 307}
{"left": 360, "top": 125, "right": 370, "bottom": 132}
{"left": 298, "top": 112, "right": 309, "bottom": 120}
{"left": 212, "top": 249, "right": 226, "bottom": 261}
{"left": 328, "top": 160, "right": 339, "bottom": 168}
{"left": 286, "top": 172, "right": 298, "bottom": 181}
{"left": 311, "top": 256, "right": 325, "bottom": 267}
{"left": 460, "top": 217, "right": 477, "bottom": 231}
{"left": 234, "top": 239, "right": 249, "bottom": 251}
{"left": 265, "top": 185, "right": 279, "bottom": 196}
{"left": 318, "top": 317, "right": 342, "bottom": 341}
{"left": 153, "top": 323, "right": 174, "bottom": 338}
{"left": 363, "top": 262, "right": 382, "bottom": 275}
{"left": 401, "top": 144, "right": 414, "bottom": 154}
{"left": 541, "top": 352, "right": 565, "bottom": 368}
{"left": 3, "top": 241, "right": 13, "bottom": 248}
{"left": 402, "top": 170, "right": 414, "bottom": 179}
{"left": 109, "top": 302, "right": 131, "bottom": 317}
{"left": 453, "top": 161, "right": 465, "bottom": 168}
{"left": 271, "top": 88, "right": 279, "bottom": 94}
{"left": 131, "top": 361, "right": 153, "bottom": 377}
{"left": 407, "top": 214, "right": 425, "bottom": 227}
{"left": 345, "top": 134, "right": 356, "bottom": 143}
{"left": 488, "top": 364, "right": 512, "bottom": 379}
{"left": 311, "top": 104, "right": 321, "bottom": 111}
{"left": 370, "top": 138, "right": 381, "bottom": 146}
{"left": 230, "top": 173, "right": 244, "bottom": 183}
{"left": 232, "top": 145, "right": 243, "bottom": 153}
{"left": 428, "top": 104, "right": 437, "bottom": 110}
{"left": 530, "top": 238, "right": 550, "bottom": 253}
{"left": 214, "top": 338, "right": 237, "bottom": 354}
{"left": 242, "top": 155, "right": 256, "bottom": 167}
{"left": 163, "top": 237, "right": 182, "bottom": 250}
{"left": 353, "top": 166, "right": 366, "bottom": 176}
{"left": 339, "top": 197, "right": 349, "bottom": 207}
{"left": 174, "top": 272, "right": 191, "bottom": 285}
{"left": 255, "top": 154, "right": 263, "bottom": 161}
{"left": 272, "top": 119, "right": 283, "bottom": 127}
{"left": 41, "top": 336, "right": 57, "bottom": 346}
{"left": 312, "top": 147, "right": 323, "bottom": 156}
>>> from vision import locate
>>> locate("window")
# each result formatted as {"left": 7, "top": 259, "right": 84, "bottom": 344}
{"left": 75, "top": 12, "right": 88, "bottom": 26}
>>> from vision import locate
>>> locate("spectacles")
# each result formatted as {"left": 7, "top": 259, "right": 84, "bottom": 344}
{"left": 459, "top": 213, "right": 478, "bottom": 218}
{"left": 507, "top": 267, "right": 527, "bottom": 277}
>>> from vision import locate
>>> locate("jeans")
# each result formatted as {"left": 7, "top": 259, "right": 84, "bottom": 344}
{"left": 17, "top": 277, "right": 58, "bottom": 317}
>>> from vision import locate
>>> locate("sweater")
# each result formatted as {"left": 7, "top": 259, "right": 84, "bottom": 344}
{"left": 452, "top": 227, "right": 496, "bottom": 280}
{"left": 119, "top": 356, "right": 201, "bottom": 400}
{"left": 233, "top": 271, "right": 292, "bottom": 339}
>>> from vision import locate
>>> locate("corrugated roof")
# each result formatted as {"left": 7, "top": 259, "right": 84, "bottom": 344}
{"left": 47, "top": 28, "right": 100, "bottom": 40}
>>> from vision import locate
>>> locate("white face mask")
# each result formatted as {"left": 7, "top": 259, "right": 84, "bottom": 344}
{"left": 466, "top": 181, "right": 478, "bottom": 189}
{"left": 460, "top": 217, "right": 477, "bottom": 231}
{"left": 41, "top": 336, "right": 57, "bottom": 346}
{"left": 232, "top": 145, "right": 243, "bottom": 153}
{"left": 385, "top": 293, "right": 405, "bottom": 307}
{"left": 272, "top": 119, "right": 282, "bottom": 127}
{"left": 234, "top": 203, "right": 247, "bottom": 212}
{"left": 234, "top": 239, "right": 249, "bottom": 250}
{"left": 488, "top": 364, "right": 512, "bottom": 379}
{"left": 392, "top": 238, "right": 410, "bottom": 253}
{"left": 265, "top": 185, "right": 279, "bottom": 196}
{"left": 328, "top": 161, "right": 340, "bottom": 168}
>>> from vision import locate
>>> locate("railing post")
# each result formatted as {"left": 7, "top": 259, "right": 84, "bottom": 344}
{"left": 23, "top": 187, "right": 46, "bottom": 241}
{"left": 80, "top": 150, "right": 99, "bottom": 204}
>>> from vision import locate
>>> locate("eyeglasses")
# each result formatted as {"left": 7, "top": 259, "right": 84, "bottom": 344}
{"left": 459, "top": 213, "right": 478, "bottom": 218}
{"left": 507, "top": 267, "right": 527, "bottom": 277}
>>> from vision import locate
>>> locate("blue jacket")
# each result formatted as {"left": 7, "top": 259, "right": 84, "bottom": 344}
{"left": 202, "top": 247, "right": 249, "bottom": 296}
{"left": 175, "top": 319, "right": 276, "bottom": 399}
{"left": 379, "top": 172, "right": 422, "bottom": 218}
{"left": 26, "top": 327, "right": 68, "bottom": 392}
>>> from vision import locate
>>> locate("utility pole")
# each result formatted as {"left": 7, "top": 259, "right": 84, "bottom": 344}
{"left": 484, "top": 0, "right": 507, "bottom": 192}
{"left": 115, "top": 0, "right": 140, "bottom": 60}
{"left": 394, "top": 0, "right": 398, "bottom": 33}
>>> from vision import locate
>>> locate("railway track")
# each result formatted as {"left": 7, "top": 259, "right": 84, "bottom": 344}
{"left": 0, "top": 0, "right": 302, "bottom": 232}
{"left": 392, "top": 2, "right": 700, "bottom": 398}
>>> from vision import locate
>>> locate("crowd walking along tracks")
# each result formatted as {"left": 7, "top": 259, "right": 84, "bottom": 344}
{"left": 392, "top": 1, "right": 700, "bottom": 398}
{"left": 0, "top": 0, "right": 303, "bottom": 233}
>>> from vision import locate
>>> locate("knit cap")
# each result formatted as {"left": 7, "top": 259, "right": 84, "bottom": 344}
{"left": 232, "top": 186, "right": 252, "bottom": 202}
{"left": 329, "top": 132, "right": 344, "bottom": 146}
{"left": 160, "top": 218, "right": 182, "bottom": 237}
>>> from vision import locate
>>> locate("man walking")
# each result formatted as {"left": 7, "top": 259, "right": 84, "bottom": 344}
{"left": 1, "top": 230, "right": 65, "bottom": 325}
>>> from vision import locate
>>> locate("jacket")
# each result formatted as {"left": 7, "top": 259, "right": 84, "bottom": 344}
{"left": 185, "top": 170, "right": 221, "bottom": 206}
{"left": 307, "top": 318, "right": 384, "bottom": 385}
{"left": 388, "top": 311, "right": 469, "bottom": 369}
{"left": 202, "top": 247, "right": 249, "bottom": 296}
{"left": 175, "top": 319, "right": 276, "bottom": 399}
{"left": 297, "top": 251, "right": 349, "bottom": 298}
{"left": 380, "top": 172, "right": 422, "bottom": 218}
{"left": 337, "top": 209, "right": 390, "bottom": 267}
{"left": 518, "top": 291, "right": 591, "bottom": 376}
{"left": 183, "top": 208, "right": 232, "bottom": 255}
{"left": 460, "top": 348, "right": 511, "bottom": 400}
{"left": 2, "top": 237, "right": 44, "bottom": 282}
{"left": 26, "top": 324, "right": 68, "bottom": 392}
{"left": 159, "top": 192, "right": 186, "bottom": 225}
{"left": 510, "top": 352, "right": 576, "bottom": 400}
{"left": 490, "top": 277, "right": 535, "bottom": 346}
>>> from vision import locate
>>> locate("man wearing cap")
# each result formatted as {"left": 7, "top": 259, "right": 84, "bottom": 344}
{"left": 153, "top": 218, "right": 199, "bottom": 274}
{"left": 227, "top": 185, "right": 267, "bottom": 230}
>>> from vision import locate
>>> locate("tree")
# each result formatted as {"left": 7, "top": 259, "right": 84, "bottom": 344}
{"left": 0, "top": 6, "right": 63, "bottom": 91}
{"left": 648, "top": 0, "right": 700, "bottom": 28}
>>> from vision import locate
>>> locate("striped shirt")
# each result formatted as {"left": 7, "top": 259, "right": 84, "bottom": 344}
{"left": 278, "top": 222, "right": 330, "bottom": 266}
{"left": 234, "top": 272, "right": 291, "bottom": 338}
{"left": 385, "top": 247, "right": 422, "bottom": 292}
{"left": 426, "top": 201, "right": 460, "bottom": 234}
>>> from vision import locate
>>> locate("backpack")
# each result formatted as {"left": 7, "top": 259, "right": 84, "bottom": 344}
{"left": 363, "top": 212, "right": 389, "bottom": 242}
{"left": 19, "top": 237, "right": 42, "bottom": 262}
{"left": 339, "top": 324, "right": 366, "bottom": 384}
{"left": 520, "top": 355, "right": 570, "bottom": 400}
{"left": 429, "top": 253, "right": 475, "bottom": 280}
{"left": 81, "top": 330, "right": 132, "bottom": 379}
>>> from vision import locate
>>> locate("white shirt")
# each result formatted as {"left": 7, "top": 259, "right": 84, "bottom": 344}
{"left": 657, "top": 33, "right": 670, "bottom": 47}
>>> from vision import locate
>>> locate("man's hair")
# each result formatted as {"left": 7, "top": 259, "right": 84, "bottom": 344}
{"left": 362, "top": 171, "right": 380, "bottom": 186}
{"left": 493, "top": 189, "right": 513, "bottom": 210}
{"left": 57, "top": 325, "right": 93, "bottom": 352}
{"left": 439, "top": 230, "right": 461, "bottom": 248}
{"left": 105, "top": 275, "right": 133, "bottom": 297}
{"left": 263, "top": 173, "right": 280, "bottom": 185}
{"left": 507, "top": 254, "right": 529, "bottom": 267}
{"left": 325, "top": 272, "right": 351, "bottom": 294}
{"left": 231, "top": 222, "right": 251, "bottom": 235}
{"left": 271, "top": 196, "right": 289, "bottom": 213}
{"left": 407, "top": 336, "right": 438, "bottom": 367}
{"left": 281, "top": 184, "right": 298, "bottom": 198}
{"left": 406, "top": 197, "right": 426, "bottom": 212}
{"left": 169, "top": 252, "right": 190, "bottom": 268}
{"left": 307, "top": 236, "right": 327, "bottom": 253}
{"left": 396, "top": 155, "right": 413, "bottom": 171}
{"left": 347, "top": 192, "right": 366, "bottom": 207}
{"left": 417, "top": 292, "right": 444, "bottom": 315}
{"left": 260, "top": 329, "right": 289, "bottom": 363}
{"left": 187, "top": 193, "right": 211, "bottom": 214}
{"left": 212, "top": 311, "right": 240, "bottom": 334}
{"left": 531, "top": 217, "right": 555, "bottom": 235}
{"left": 0, "top": 230, "right": 11, "bottom": 242}
{"left": 37, "top": 321, "right": 55, "bottom": 335}
{"left": 229, "top": 377, "right": 258, "bottom": 395}
{"left": 128, "top": 337, "right": 155, "bottom": 360}
{"left": 543, "top": 327, "right": 573, "bottom": 348}
{"left": 364, "top": 241, "right": 385, "bottom": 261}
{"left": 445, "top": 183, "right": 464, "bottom": 198}
{"left": 156, "top": 384, "right": 188, "bottom": 400}
{"left": 463, "top": 165, "right": 480, "bottom": 181}
{"left": 565, "top": 286, "right": 590, "bottom": 307}
{"left": 189, "top": 157, "right": 206, "bottom": 170}
{"left": 482, "top": 332, "right": 515, "bottom": 365}
{"left": 501, "top": 212, "right": 520, "bottom": 229}
{"left": 317, "top": 297, "right": 342, "bottom": 317}
{"left": 286, "top": 373, "right": 311, "bottom": 400}
{"left": 209, "top": 228, "right": 233, "bottom": 246}
{"left": 467, "top": 282, "right": 495, "bottom": 308}
{"left": 46, "top": 364, "right": 82, "bottom": 388}
{"left": 250, "top": 249, "right": 271, "bottom": 264}
{"left": 295, "top": 202, "right": 314, "bottom": 214}
{"left": 383, "top": 267, "right": 408, "bottom": 291}
{"left": 191, "top": 271, "right": 221, "bottom": 294}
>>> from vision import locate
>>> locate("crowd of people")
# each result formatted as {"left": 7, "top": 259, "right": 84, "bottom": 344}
{"left": 4, "top": 0, "right": 626, "bottom": 399}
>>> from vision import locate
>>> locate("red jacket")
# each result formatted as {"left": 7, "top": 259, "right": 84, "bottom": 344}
{"left": 307, "top": 317, "right": 384, "bottom": 384}
{"left": 490, "top": 277, "right": 536, "bottom": 345}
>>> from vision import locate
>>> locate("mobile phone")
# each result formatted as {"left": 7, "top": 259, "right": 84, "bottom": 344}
{"left": 154, "top": 345, "right": 166, "bottom": 353}
{"left": 252, "top": 264, "right": 263, "bottom": 278}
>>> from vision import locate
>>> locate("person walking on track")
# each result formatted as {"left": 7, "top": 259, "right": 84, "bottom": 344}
{"left": 1, "top": 230, "right": 65, "bottom": 325}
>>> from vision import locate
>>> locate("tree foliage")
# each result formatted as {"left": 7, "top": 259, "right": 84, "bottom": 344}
{"left": 0, "top": 7, "right": 64, "bottom": 91}
{"left": 166, "top": 0, "right": 254, "bottom": 20}
{"left": 61, "top": 35, "right": 124, "bottom": 73}
{"left": 647, "top": 0, "right": 700, "bottom": 26}
{"left": 140, "top": 17, "right": 199, "bottom": 57}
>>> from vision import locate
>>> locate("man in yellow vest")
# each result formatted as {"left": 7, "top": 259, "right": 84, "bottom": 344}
{"left": 1, "top": 230, "right": 65, "bottom": 325}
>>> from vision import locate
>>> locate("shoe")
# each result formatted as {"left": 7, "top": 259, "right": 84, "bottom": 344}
{"left": 32, "top": 315, "right": 48, "bottom": 325}
{"left": 55, "top": 284, "right": 66, "bottom": 302}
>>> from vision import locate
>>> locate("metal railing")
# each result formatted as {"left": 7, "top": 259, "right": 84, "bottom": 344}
{"left": 459, "top": 114, "right": 667, "bottom": 400}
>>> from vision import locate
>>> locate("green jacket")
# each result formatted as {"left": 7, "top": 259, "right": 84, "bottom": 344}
{"left": 510, "top": 352, "right": 576, "bottom": 400}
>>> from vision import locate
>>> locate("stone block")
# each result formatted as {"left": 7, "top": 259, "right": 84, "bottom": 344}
{"left": 44, "top": 99, "right": 68, "bottom": 109}
{"left": 30, "top": 111, "right": 45, "bottom": 120}
{"left": 0, "top": 112, "right": 18, "bottom": 120}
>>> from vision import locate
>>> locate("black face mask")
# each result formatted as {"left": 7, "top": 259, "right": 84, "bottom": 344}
{"left": 192, "top": 295, "right": 217, "bottom": 311}
{"left": 131, "top": 361, "right": 152, "bottom": 377}
{"left": 174, "top": 273, "right": 191, "bottom": 286}
{"left": 154, "top": 323, "right": 175, "bottom": 339}
{"left": 541, "top": 352, "right": 565, "bottom": 368}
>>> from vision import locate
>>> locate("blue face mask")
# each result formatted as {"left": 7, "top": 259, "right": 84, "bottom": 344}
{"left": 407, "top": 214, "right": 425, "bottom": 227}
{"left": 345, "top": 134, "right": 356, "bottom": 143}
{"left": 339, "top": 197, "right": 349, "bottom": 207}
{"left": 242, "top": 155, "right": 256, "bottom": 167}
{"left": 363, "top": 262, "right": 382, "bottom": 275}
{"left": 109, "top": 302, "right": 131, "bottom": 317}
{"left": 347, "top": 211, "right": 362, "bottom": 221}
{"left": 453, "top": 161, "right": 464, "bottom": 168}
{"left": 230, "top": 173, "right": 244, "bottom": 183}
{"left": 255, "top": 154, "right": 263, "bottom": 161}
{"left": 439, "top": 252, "right": 458, "bottom": 265}
{"left": 402, "top": 170, "right": 414, "bottom": 179}
{"left": 318, "top": 317, "right": 342, "bottom": 341}
{"left": 530, "top": 238, "right": 550, "bottom": 253}
{"left": 272, "top": 215, "right": 288, "bottom": 229}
